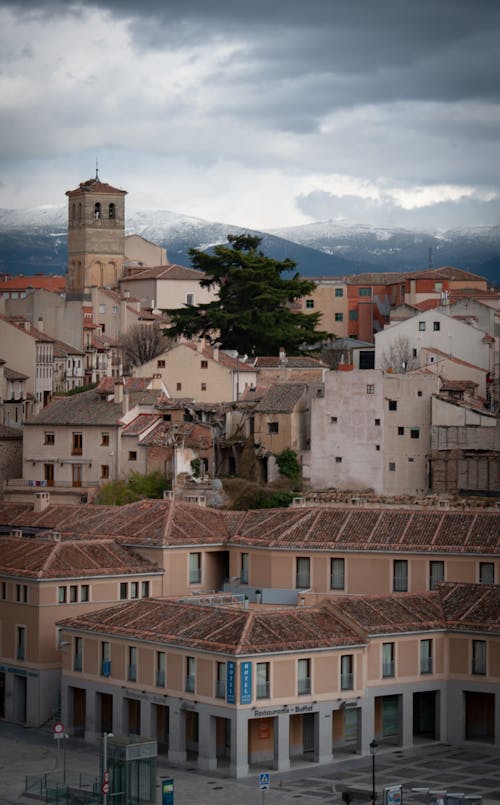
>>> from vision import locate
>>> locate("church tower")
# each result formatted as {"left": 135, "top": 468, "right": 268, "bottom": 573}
{"left": 65, "top": 170, "right": 127, "bottom": 295}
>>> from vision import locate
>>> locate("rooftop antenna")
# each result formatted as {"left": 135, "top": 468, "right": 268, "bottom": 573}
{"left": 428, "top": 247, "right": 432, "bottom": 270}
{"left": 95, "top": 158, "right": 99, "bottom": 182}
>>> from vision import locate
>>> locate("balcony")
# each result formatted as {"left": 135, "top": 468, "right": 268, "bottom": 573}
{"left": 296, "top": 574, "right": 310, "bottom": 590}
{"left": 382, "top": 661, "right": 395, "bottom": 678}
{"left": 101, "top": 660, "right": 111, "bottom": 677}
{"left": 240, "top": 570, "right": 249, "bottom": 584}
{"left": 189, "top": 569, "right": 201, "bottom": 585}
{"left": 215, "top": 680, "right": 226, "bottom": 699}
{"left": 156, "top": 670, "right": 165, "bottom": 687}
{"left": 341, "top": 673, "right": 353, "bottom": 690}
{"left": 185, "top": 674, "right": 195, "bottom": 693}
{"left": 298, "top": 677, "right": 311, "bottom": 695}
{"left": 74, "top": 656, "right": 83, "bottom": 672}
{"left": 420, "top": 658, "right": 433, "bottom": 674}
{"left": 128, "top": 664, "right": 137, "bottom": 682}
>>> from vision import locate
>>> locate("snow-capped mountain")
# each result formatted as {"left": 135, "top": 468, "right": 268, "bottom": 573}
{"left": 0, "top": 205, "right": 498, "bottom": 283}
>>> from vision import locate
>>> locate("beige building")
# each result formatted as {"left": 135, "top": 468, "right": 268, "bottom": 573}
{"left": 0, "top": 317, "right": 54, "bottom": 413}
{"left": 294, "top": 278, "right": 348, "bottom": 338}
{"left": 133, "top": 340, "right": 257, "bottom": 403}
{"left": 309, "top": 369, "right": 439, "bottom": 495}
{"left": 120, "top": 264, "right": 217, "bottom": 312}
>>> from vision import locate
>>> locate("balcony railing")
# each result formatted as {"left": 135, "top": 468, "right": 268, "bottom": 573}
{"left": 256, "top": 681, "right": 270, "bottom": 699}
{"left": 240, "top": 570, "right": 249, "bottom": 584}
{"left": 185, "top": 674, "right": 195, "bottom": 693}
{"left": 189, "top": 569, "right": 202, "bottom": 584}
{"left": 215, "top": 680, "right": 226, "bottom": 699}
{"left": 74, "top": 656, "right": 83, "bottom": 672}
{"left": 297, "top": 677, "right": 311, "bottom": 695}
{"left": 382, "top": 661, "right": 395, "bottom": 678}
{"left": 341, "top": 673, "right": 353, "bottom": 690}
{"left": 101, "top": 660, "right": 111, "bottom": 677}
{"left": 156, "top": 670, "right": 165, "bottom": 687}
{"left": 128, "top": 664, "right": 137, "bottom": 682}
{"left": 420, "top": 657, "right": 433, "bottom": 674}
{"left": 296, "top": 574, "right": 310, "bottom": 589}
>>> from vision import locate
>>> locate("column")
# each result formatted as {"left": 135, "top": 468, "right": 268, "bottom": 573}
{"left": 198, "top": 710, "right": 217, "bottom": 771}
{"left": 401, "top": 691, "right": 413, "bottom": 748}
{"left": 274, "top": 713, "right": 290, "bottom": 772}
{"left": 140, "top": 698, "right": 152, "bottom": 738}
{"left": 230, "top": 713, "right": 249, "bottom": 778}
{"left": 85, "top": 686, "right": 96, "bottom": 738}
{"left": 494, "top": 688, "right": 500, "bottom": 747}
{"left": 360, "top": 696, "right": 375, "bottom": 754}
{"left": 168, "top": 704, "right": 187, "bottom": 764}
{"left": 314, "top": 707, "right": 333, "bottom": 765}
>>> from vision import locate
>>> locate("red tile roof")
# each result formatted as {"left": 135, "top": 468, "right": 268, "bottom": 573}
{"left": 66, "top": 177, "right": 127, "bottom": 196}
{"left": 0, "top": 275, "right": 65, "bottom": 293}
{"left": 121, "top": 264, "right": 204, "bottom": 282}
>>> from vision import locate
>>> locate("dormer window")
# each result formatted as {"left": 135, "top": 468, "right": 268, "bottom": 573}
{"left": 108, "top": 203, "right": 115, "bottom": 219}
{"left": 94, "top": 202, "right": 101, "bottom": 220}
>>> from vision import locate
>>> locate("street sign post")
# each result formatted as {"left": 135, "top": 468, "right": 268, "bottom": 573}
{"left": 259, "top": 771, "right": 270, "bottom": 802}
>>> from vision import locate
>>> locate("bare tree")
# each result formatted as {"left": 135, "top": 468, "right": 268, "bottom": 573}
{"left": 380, "top": 335, "right": 418, "bottom": 373}
{"left": 119, "top": 323, "right": 172, "bottom": 371}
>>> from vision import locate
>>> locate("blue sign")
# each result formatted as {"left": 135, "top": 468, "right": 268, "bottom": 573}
{"left": 226, "top": 661, "right": 236, "bottom": 704}
{"left": 259, "top": 772, "right": 270, "bottom": 790}
{"left": 240, "top": 661, "right": 252, "bottom": 704}
{"left": 161, "top": 777, "right": 174, "bottom": 805}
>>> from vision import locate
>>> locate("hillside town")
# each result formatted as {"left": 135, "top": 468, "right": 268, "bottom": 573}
{"left": 0, "top": 173, "right": 498, "bottom": 790}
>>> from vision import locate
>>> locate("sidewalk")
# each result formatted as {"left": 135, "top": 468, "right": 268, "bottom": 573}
{"left": 0, "top": 722, "right": 498, "bottom": 804}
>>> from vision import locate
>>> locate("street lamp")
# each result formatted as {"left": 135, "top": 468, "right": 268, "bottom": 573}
{"left": 370, "top": 738, "right": 378, "bottom": 805}
{"left": 102, "top": 732, "right": 113, "bottom": 805}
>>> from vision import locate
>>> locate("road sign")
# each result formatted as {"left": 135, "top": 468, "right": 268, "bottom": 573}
{"left": 54, "top": 722, "right": 64, "bottom": 734}
{"left": 103, "top": 770, "right": 109, "bottom": 783}
{"left": 102, "top": 782, "right": 110, "bottom": 794}
{"left": 259, "top": 772, "right": 270, "bottom": 790}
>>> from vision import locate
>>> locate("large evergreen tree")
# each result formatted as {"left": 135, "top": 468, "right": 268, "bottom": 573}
{"left": 164, "top": 234, "right": 329, "bottom": 355}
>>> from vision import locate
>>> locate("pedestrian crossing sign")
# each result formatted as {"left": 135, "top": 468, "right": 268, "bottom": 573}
{"left": 259, "top": 772, "right": 270, "bottom": 790}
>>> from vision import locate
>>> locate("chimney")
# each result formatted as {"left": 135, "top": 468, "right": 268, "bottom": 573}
{"left": 34, "top": 491, "right": 50, "bottom": 512}
{"left": 279, "top": 346, "right": 287, "bottom": 365}
{"left": 150, "top": 373, "right": 163, "bottom": 390}
{"left": 197, "top": 338, "right": 204, "bottom": 353}
{"left": 213, "top": 344, "right": 220, "bottom": 362}
{"left": 114, "top": 379, "right": 124, "bottom": 404}
{"left": 122, "top": 387, "right": 130, "bottom": 415}
{"left": 37, "top": 316, "right": 44, "bottom": 332}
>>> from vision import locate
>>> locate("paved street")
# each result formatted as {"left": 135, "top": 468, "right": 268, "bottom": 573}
{"left": 0, "top": 722, "right": 499, "bottom": 804}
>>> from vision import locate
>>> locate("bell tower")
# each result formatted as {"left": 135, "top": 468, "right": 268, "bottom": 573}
{"left": 65, "top": 170, "right": 127, "bottom": 296}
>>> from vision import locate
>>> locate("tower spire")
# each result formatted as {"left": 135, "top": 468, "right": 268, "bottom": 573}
{"left": 95, "top": 159, "right": 99, "bottom": 182}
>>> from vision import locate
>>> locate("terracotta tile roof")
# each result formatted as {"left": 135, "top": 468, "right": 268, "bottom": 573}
{"left": 438, "top": 582, "right": 500, "bottom": 632}
{"left": 66, "top": 177, "right": 127, "bottom": 196}
{"left": 120, "top": 264, "right": 204, "bottom": 282}
{"left": 52, "top": 338, "right": 84, "bottom": 358}
{"left": 255, "top": 383, "right": 306, "bottom": 412}
{"left": 422, "top": 347, "right": 488, "bottom": 372}
{"left": 414, "top": 299, "right": 441, "bottom": 311}
{"left": 57, "top": 597, "right": 364, "bottom": 654}
{"left": 141, "top": 421, "right": 213, "bottom": 448}
{"left": 0, "top": 535, "right": 161, "bottom": 579}
{"left": 0, "top": 424, "right": 22, "bottom": 440}
{"left": 122, "top": 413, "right": 160, "bottom": 437}
{"left": 24, "top": 389, "right": 122, "bottom": 426}
{"left": 239, "top": 385, "right": 268, "bottom": 402}
{"left": 4, "top": 366, "right": 28, "bottom": 380}
{"left": 0, "top": 275, "right": 65, "bottom": 293}
{"left": 254, "top": 356, "right": 328, "bottom": 368}
{"left": 404, "top": 267, "right": 487, "bottom": 282}
{"left": 0, "top": 316, "right": 55, "bottom": 342}
{"left": 182, "top": 342, "right": 253, "bottom": 371}
{"left": 336, "top": 592, "right": 444, "bottom": 634}
{"left": 96, "top": 377, "right": 152, "bottom": 394}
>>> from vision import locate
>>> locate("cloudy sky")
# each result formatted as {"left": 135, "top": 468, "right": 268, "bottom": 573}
{"left": 1, "top": 0, "right": 499, "bottom": 230}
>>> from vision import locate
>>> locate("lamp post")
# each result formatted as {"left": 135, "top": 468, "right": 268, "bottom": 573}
{"left": 370, "top": 738, "right": 378, "bottom": 805}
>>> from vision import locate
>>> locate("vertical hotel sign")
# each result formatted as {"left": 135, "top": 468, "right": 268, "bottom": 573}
{"left": 226, "top": 661, "right": 236, "bottom": 704}
{"left": 240, "top": 661, "right": 252, "bottom": 704}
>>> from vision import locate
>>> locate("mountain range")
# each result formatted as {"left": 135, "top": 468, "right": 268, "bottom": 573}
{"left": 0, "top": 204, "right": 498, "bottom": 284}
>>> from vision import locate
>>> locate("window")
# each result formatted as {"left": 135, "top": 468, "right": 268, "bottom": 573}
{"left": 186, "top": 656, "right": 195, "bottom": 692}
{"left": 73, "top": 637, "right": 82, "bottom": 671}
{"left": 419, "top": 321, "right": 426, "bottom": 331}
{"left": 156, "top": 651, "right": 166, "bottom": 687}
{"left": 434, "top": 282, "right": 443, "bottom": 291}
{"left": 98, "top": 303, "right": 106, "bottom": 314}
{"left": 306, "top": 299, "right": 315, "bottom": 308}
{"left": 417, "top": 389, "right": 422, "bottom": 396}
{"left": 101, "top": 465, "right": 109, "bottom": 479}
{"left": 479, "top": 562, "right": 494, "bottom": 584}
{"left": 398, "top": 426, "right": 405, "bottom": 435}
{"left": 16, "top": 626, "right": 26, "bottom": 661}
{"left": 111, "top": 305, "right": 118, "bottom": 314}
{"left": 58, "top": 586, "right": 67, "bottom": 604}
{"left": 157, "top": 359, "right": 166, "bottom": 369}
{"left": 101, "top": 641, "right": 111, "bottom": 676}
{"left": 433, "top": 321, "right": 440, "bottom": 331}
{"left": 388, "top": 399, "right": 397, "bottom": 411}
{"left": 128, "top": 451, "right": 137, "bottom": 461}
{"left": 349, "top": 310, "right": 358, "bottom": 321}
{"left": 429, "top": 561, "right": 444, "bottom": 590}
{"left": 141, "top": 581, "right": 150, "bottom": 598}
{"left": 186, "top": 293, "right": 194, "bottom": 306}
{"left": 120, "top": 582, "right": 128, "bottom": 600}
{"left": 366, "top": 384, "right": 375, "bottom": 394}
{"left": 70, "top": 585, "right": 78, "bottom": 603}
{"left": 376, "top": 444, "right": 380, "bottom": 451}
{"left": 2, "top": 581, "right": 8, "bottom": 600}
{"left": 256, "top": 662, "right": 270, "bottom": 699}
{"left": 200, "top": 360, "right": 208, "bottom": 369}
{"left": 382, "top": 642, "right": 395, "bottom": 678}
{"left": 95, "top": 204, "right": 102, "bottom": 221}
{"left": 108, "top": 203, "right": 115, "bottom": 219}
{"left": 331, "top": 416, "right": 338, "bottom": 424}
{"left": 472, "top": 640, "right": 486, "bottom": 675}
{"left": 341, "top": 654, "right": 353, "bottom": 690}
{"left": 420, "top": 639, "right": 433, "bottom": 674}
{"left": 335, "top": 456, "right": 342, "bottom": 463}
{"left": 296, "top": 556, "right": 310, "bottom": 589}
{"left": 130, "top": 582, "right": 139, "bottom": 599}
{"left": 393, "top": 559, "right": 408, "bottom": 592}
{"left": 101, "top": 432, "right": 109, "bottom": 446}
{"left": 240, "top": 552, "right": 249, "bottom": 584}
{"left": 72, "top": 432, "right": 83, "bottom": 455}
{"left": 335, "top": 287, "right": 344, "bottom": 297}
{"left": 81, "top": 584, "right": 89, "bottom": 602}
{"left": 201, "top": 382, "right": 207, "bottom": 391}
{"left": 216, "top": 661, "right": 226, "bottom": 699}
{"left": 176, "top": 382, "right": 182, "bottom": 391}
{"left": 374, "top": 418, "right": 381, "bottom": 426}
{"left": 189, "top": 552, "right": 202, "bottom": 585}
{"left": 359, "top": 287, "right": 372, "bottom": 297}
{"left": 44, "top": 432, "right": 55, "bottom": 445}
{"left": 335, "top": 312, "right": 344, "bottom": 321}
{"left": 268, "top": 422, "right": 279, "bottom": 434}
{"left": 410, "top": 428, "right": 420, "bottom": 439}
{"left": 298, "top": 658, "right": 311, "bottom": 695}
{"left": 388, "top": 462, "right": 396, "bottom": 472}
{"left": 128, "top": 646, "right": 137, "bottom": 681}
{"left": 330, "top": 558, "right": 345, "bottom": 590}
{"left": 16, "top": 584, "right": 28, "bottom": 603}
